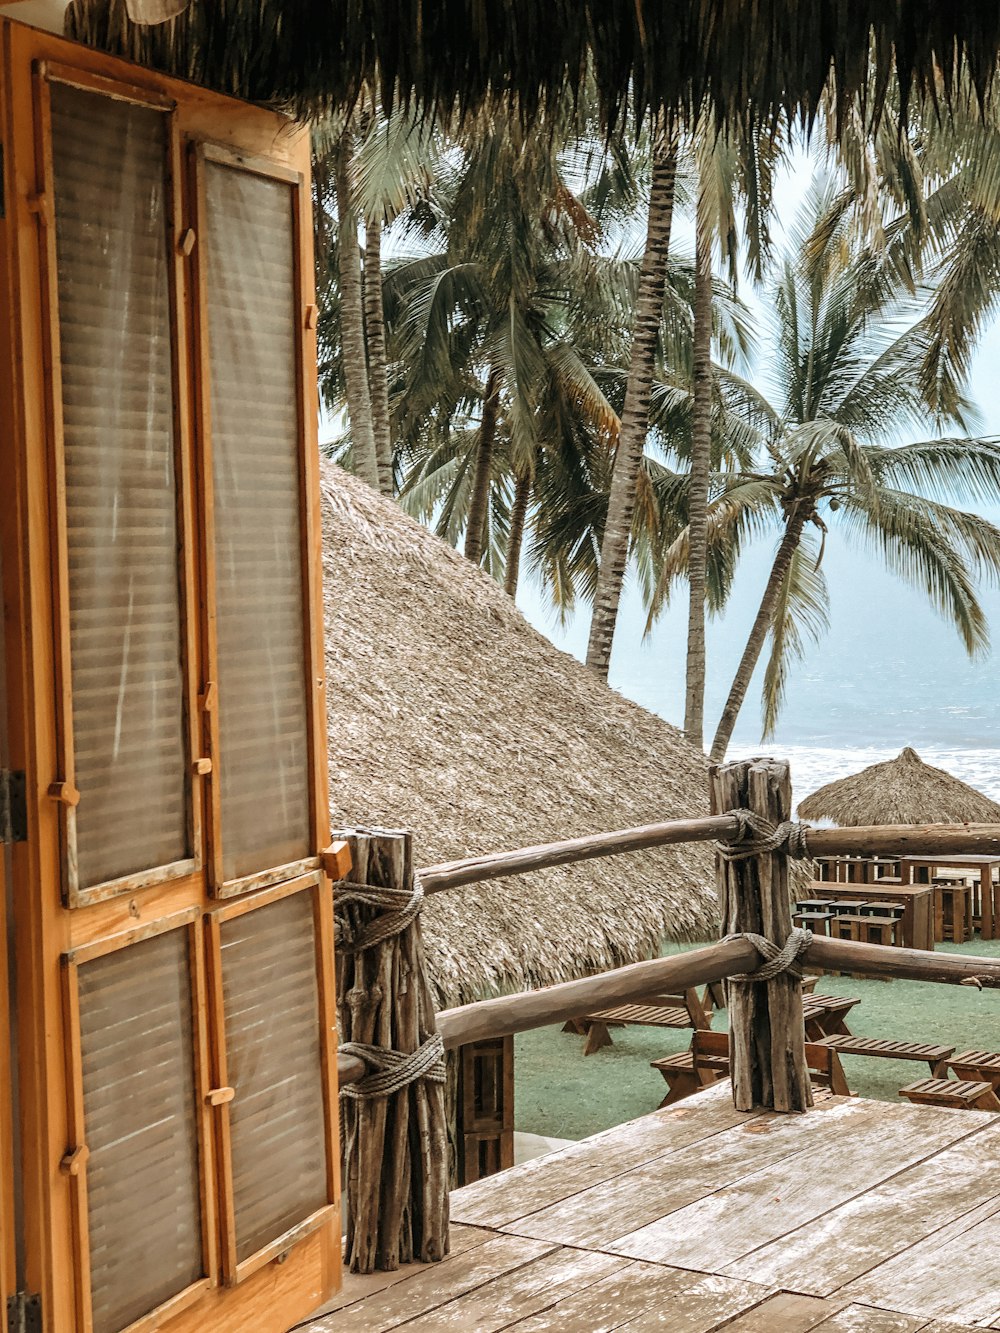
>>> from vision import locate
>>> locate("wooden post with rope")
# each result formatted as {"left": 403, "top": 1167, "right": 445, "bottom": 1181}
{"left": 335, "top": 828, "right": 450, "bottom": 1273}
{"left": 711, "top": 757, "right": 812, "bottom": 1112}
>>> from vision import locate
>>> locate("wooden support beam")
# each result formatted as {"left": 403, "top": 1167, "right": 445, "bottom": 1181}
{"left": 336, "top": 829, "right": 450, "bottom": 1273}
{"left": 434, "top": 937, "right": 759, "bottom": 1049}
{"left": 807, "top": 824, "right": 1000, "bottom": 857}
{"left": 419, "top": 814, "right": 741, "bottom": 892}
{"left": 713, "top": 757, "right": 811, "bottom": 1114}
{"left": 805, "top": 936, "right": 1000, "bottom": 987}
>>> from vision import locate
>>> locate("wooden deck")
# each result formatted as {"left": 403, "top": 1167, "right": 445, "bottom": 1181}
{"left": 307, "top": 1084, "right": 1000, "bottom": 1330}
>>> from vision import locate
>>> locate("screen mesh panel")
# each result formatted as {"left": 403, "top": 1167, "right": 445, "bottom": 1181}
{"left": 50, "top": 83, "right": 188, "bottom": 890}
{"left": 220, "top": 891, "right": 327, "bottom": 1262}
{"left": 77, "top": 930, "right": 202, "bottom": 1332}
{"left": 204, "top": 162, "right": 311, "bottom": 883}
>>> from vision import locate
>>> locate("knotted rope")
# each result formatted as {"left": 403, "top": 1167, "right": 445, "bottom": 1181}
{"left": 335, "top": 875, "right": 425, "bottom": 953}
{"left": 723, "top": 927, "right": 813, "bottom": 982}
{"left": 717, "top": 810, "right": 811, "bottom": 861}
{"left": 339, "top": 1033, "right": 446, "bottom": 1099}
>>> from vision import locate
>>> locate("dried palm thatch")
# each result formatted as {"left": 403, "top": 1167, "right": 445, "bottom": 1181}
{"left": 797, "top": 746, "right": 1000, "bottom": 828}
{"left": 65, "top": 0, "right": 1000, "bottom": 132}
{"left": 320, "top": 462, "right": 716, "bottom": 1008}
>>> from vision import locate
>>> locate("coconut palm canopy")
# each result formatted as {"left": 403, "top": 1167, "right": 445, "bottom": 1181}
{"left": 320, "top": 461, "right": 716, "bottom": 1007}
{"left": 65, "top": 1, "right": 1000, "bottom": 132}
{"left": 798, "top": 747, "right": 1000, "bottom": 827}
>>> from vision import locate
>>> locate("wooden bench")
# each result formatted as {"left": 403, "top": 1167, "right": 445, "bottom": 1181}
{"left": 801, "top": 992, "right": 859, "bottom": 1040}
{"left": 947, "top": 1050, "right": 1000, "bottom": 1090}
{"left": 568, "top": 988, "right": 711, "bottom": 1056}
{"left": 816, "top": 1035, "right": 954, "bottom": 1077}
{"left": 899, "top": 1078, "right": 1000, "bottom": 1112}
{"left": 651, "top": 1030, "right": 851, "bottom": 1108}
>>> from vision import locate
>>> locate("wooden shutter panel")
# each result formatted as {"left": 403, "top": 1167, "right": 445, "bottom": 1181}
{"left": 217, "top": 887, "right": 328, "bottom": 1264}
{"left": 76, "top": 927, "right": 203, "bottom": 1332}
{"left": 49, "top": 82, "right": 189, "bottom": 893}
{"left": 202, "top": 159, "right": 311, "bottom": 886}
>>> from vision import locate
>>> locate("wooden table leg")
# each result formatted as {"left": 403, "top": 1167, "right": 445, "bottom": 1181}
{"left": 582, "top": 1021, "right": 613, "bottom": 1056}
{"left": 981, "top": 867, "right": 995, "bottom": 939}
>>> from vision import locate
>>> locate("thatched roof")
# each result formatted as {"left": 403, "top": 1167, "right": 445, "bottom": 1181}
{"left": 320, "top": 462, "right": 716, "bottom": 1008}
{"left": 65, "top": 1, "right": 1000, "bottom": 131}
{"left": 798, "top": 747, "right": 1000, "bottom": 828}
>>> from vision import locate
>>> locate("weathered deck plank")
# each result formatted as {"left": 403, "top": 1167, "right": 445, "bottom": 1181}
{"left": 450, "top": 1088, "right": 762, "bottom": 1228}
{"left": 310, "top": 1234, "right": 554, "bottom": 1331}
{"left": 842, "top": 1191, "right": 1000, "bottom": 1324}
{"left": 501, "top": 1100, "right": 869, "bottom": 1249}
{"left": 302, "top": 1090, "right": 1000, "bottom": 1331}
{"left": 722, "top": 1118, "right": 1000, "bottom": 1295}
{"left": 602, "top": 1098, "right": 987, "bottom": 1271}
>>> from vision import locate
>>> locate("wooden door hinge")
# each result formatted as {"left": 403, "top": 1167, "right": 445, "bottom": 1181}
{"left": 7, "top": 1292, "right": 42, "bottom": 1333}
{"left": 0, "top": 769, "right": 27, "bottom": 844}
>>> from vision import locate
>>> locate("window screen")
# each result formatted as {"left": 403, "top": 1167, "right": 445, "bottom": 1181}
{"left": 203, "top": 162, "right": 311, "bottom": 884}
{"left": 219, "top": 890, "right": 327, "bottom": 1262}
{"left": 50, "top": 83, "right": 188, "bottom": 891}
{"left": 77, "top": 930, "right": 202, "bottom": 1332}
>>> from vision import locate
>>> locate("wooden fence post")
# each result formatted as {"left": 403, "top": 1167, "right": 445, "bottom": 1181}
{"left": 336, "top": 828, "right": 450, "bottom": 1273}
{"left": 711, "top": 758, "right": 811, "bottom": 1113}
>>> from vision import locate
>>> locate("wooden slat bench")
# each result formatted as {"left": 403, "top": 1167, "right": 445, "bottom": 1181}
{"left": 651, "top": 1030, "right": 851, "bottom": 1107}
{"left": 947, "top": 1049, "right": 1000, "bottom": 1090}
{"left": 568, "top": 988, "right": 711, "bottom": 1056}
{"left": 899, "top": 1078, "right": 1000, "bottom": 1112}
{"left": 801, "top": 992, "right": 859, "bottom": 1040}
{"left": 816, "top": 1034, "right": 954, "bottom": 1077}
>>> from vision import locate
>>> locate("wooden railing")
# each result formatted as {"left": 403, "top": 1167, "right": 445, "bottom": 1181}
{"left": 335, "top": 758, "right": 1000, "bottom": 1273}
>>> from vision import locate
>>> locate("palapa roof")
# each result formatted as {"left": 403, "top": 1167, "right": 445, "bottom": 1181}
{"left": 797, "top": 746, "right": 1000, "bottom": 828}
{"left": 65, "top": 1, "right": 1000, "bottom": 131}
{"left": 320, "top": 462, "right": 716, "bottom": 1008}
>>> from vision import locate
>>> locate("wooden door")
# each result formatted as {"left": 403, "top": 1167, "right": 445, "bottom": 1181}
{"left": 0, "top": 18, "right": 338, "bottom": 1331}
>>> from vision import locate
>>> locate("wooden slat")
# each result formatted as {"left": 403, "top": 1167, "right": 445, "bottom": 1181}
{"left": 810, "top": 1308, "right": 930, "bottom": 1332}
{"left": 505, "top": 1265, "right": 768, "bottom": 1332}
{"left": 450, "top": 1085, "right": 761, "bottom": 1229}
{"left": 314, "top": 1225, "right": 494, "bottom": 1316}
{"left": 722, "top": 1120, "right": 1000, "bottom": 1296}
{"left": 393, "top": 1247, "right": 625, "bottom": 1331}
{"left": 717, "top": 1292, "right": 850, "bottom": 1332}
{"left": 842, "top": 1193, "right": 1000, "bottom": 1324}
{"left": 605, "top": 1098, "right": 987, "bottom": 1270}
{"left": 308, "top": 1235, "right": 555, "bottom": 1332}
{"left": 614, "top": 1274, "right": 776, "bottom": 1331}
{"left": 502, "top": 1100, "right": 865, "bottom": 1250}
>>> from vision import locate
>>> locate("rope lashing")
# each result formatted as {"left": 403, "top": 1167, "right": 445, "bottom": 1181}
{"left": 723, "top": 927, "right": 813, "bottom": 982}
{"left": 339, "top": 1033, "right": 445, "bottom": 1099}
{"left": 335, "top": 875, "right": 425, "bottom": 953}
{"left": 718, "top": 810, "right": 811, "bottom": 861}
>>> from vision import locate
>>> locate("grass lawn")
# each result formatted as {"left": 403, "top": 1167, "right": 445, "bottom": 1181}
{"left": 514, "top": 937, "right": 1000, "bottom": 1141}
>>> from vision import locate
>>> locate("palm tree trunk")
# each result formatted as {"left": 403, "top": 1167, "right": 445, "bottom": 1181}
{"left": 709, "top": 509, "right": 809, "bottom": 763}
{"left": 464, "top": 366, "right": 502, "bottom": 564}
{"left": 335, "top": 136, "right": 380, "bottom": 491}
{"left": 504, "top": 471, "right": 532, "bottom": 596}
{"left": 683, "top": 197, "right": 715, "bottom": 750}
{"left": 585, "top": 133, "right": 678, "bottom": 678}
{"left": 364, "top": 214, "right": 394, "bottom": 496}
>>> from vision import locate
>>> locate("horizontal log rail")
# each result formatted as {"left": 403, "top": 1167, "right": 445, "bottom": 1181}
{"left": 418, "top": 815, "right": 740, "bottom": 892}
{"left": 418, "top": 818, "right": 1000, "bottom": 892}
{"left": 336, "top": 932, "right": 1000, "bottom": 1085}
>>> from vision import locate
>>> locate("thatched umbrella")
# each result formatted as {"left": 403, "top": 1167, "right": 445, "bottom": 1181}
{"left": 797, "top": 747, "right": 1000, "bottom": 828}
{"left": 65, "top": 1, "right": 1000, "bottom": 133}
{"left": 320, "top": 462, "right": 716, "bottom": 1008}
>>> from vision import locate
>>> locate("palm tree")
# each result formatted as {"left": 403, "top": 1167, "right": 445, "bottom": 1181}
{"left": 652, "top": 182, "right": 1000, "bottom": 762}
{"left": 584, "top": 123, "right": 678, "bottom": 677}
{"left": 683, "top": 114, "right": 780, "bottom": 749}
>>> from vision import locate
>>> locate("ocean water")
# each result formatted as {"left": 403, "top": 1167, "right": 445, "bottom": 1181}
{"left": 518, "top": 518, "right": 1000, "bottom": 806}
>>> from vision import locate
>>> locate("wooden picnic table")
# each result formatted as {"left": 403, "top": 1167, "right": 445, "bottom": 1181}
{"left": 807, "top": 880, "right": 935, "bottom": 952}
{"left": 899, "top": 854, "right": 1000, "bottom": 940}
